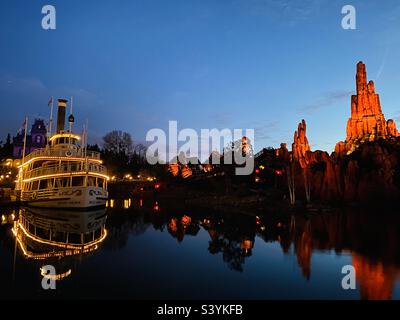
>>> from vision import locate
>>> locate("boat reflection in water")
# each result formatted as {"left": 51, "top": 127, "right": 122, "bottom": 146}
{"left": 12, "top": 207, "right": 107, "bottom": 280}
{"left": 2, "top": 199, "right": 400, "bottom": 299}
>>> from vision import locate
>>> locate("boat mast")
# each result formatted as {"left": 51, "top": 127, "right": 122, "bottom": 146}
{"left": 21, "top": 117, "right": 28, "bottom": 164}
{"left": 48, "top": 97, "right": 54, "bottom": 140}
{"left": 69, "top": 96, "right": 73, "bottom": 133}
{"left": 85, "top": 119, "right": 88, "bottom": 170}
{"left": 19, "top": 117, "right": 28, "bottom": 189}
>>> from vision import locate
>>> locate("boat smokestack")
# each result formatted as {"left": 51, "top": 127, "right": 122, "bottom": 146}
{"left": 56, "top": 98, "right": 68, "bottom": 133}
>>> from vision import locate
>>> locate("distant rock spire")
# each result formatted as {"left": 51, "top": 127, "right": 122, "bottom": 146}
{"left": 292, "top": 119, "right": 311, "bottom": 168}
{"left": 335, "top": 61, "right": 399, "bottom": 155}
{"left": 356, "top": 61, "right": 367, "bottom": 94}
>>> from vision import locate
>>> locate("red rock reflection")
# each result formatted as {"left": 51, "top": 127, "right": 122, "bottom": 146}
{"left": 352, "top": 254, "right": 399, "bottom": 300}
{"left": 281, "top": 209, "right": 400, "bottom": 299}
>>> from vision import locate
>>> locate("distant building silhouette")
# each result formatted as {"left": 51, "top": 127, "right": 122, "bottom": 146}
{"left": 13, "top": 119, "right": 47, "bottom": 158}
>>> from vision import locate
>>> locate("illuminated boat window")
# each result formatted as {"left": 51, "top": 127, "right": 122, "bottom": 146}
{"left": 55, "top": 177, "right": 69, "bottom": 188}
{"left": 84, "top": 232, "right": 94, "bottom": 243}
{"left": 87, "top": 176, "right": 96, "bottom": 186}
{"left": 72, "top": 176, "right": 84, "bottom": 187}
{"left": 36, "top": 227, "right": 50, "bottom": 240}
{"left": 68, "top": 233, "right": 81, "bottom": 245}
{"left": 51, "top": 231, "right": 66, "bottom": 243}
{"left": 97, "top": 178, "right": 104, "bottom": 188}
{"left": 94, "top": 228, "right": 102, "bottom": 239}
{"left": 32, "top": 180, "right": 39, "bottom": 190}
{"left": 28, "top": 222, "right": 35, "bottom": 234}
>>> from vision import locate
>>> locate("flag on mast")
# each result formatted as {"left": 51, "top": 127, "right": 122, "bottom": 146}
{"left": 48, "top": 96, "right": 54, "bottom": 138}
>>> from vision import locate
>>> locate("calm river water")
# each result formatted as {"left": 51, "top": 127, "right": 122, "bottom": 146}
{"left": 1, "top": 199, "right": 399, "bottom": 300}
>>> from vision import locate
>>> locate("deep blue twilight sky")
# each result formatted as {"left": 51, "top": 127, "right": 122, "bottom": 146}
{"left": 1, "top": 0, "right": 400, "bottom": 153}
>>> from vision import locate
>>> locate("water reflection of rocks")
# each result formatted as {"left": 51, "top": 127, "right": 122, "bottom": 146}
{"left": 106, "top": 200, "right": 400, "bottom": 300}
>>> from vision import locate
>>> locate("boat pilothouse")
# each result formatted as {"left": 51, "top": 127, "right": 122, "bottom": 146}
{"left": 16, "top": 98, "right": 109, "bottom": 209}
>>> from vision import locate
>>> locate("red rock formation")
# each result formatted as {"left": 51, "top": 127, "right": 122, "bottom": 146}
{"left": 306, "top": 150, "right": 342, "bottom": 200}
{"left": 276, "top": 143, "right": 290, "bottom": 163}
{"left": 336, "top": 61, "right": 399, "bottom": 155}
{"left": 168, "top": 163, "right": 180, "bottom": 177}
{"left": 241, "top": 136, "right": 251, "bottom": 155}
{"left": 387, "top": 119, "right": 399, "bottom": 137}
{"left": 168, "top": 152, "right": 193, "bottom": 178}
{"left": 347, "top": 62, "right": 387, "bottom": 141}
{"left": 334, "top": 141, "right": 346, "bottom": 158}
{"left": 276, "top": 63, "right": 400, "bottom": 203}
{"left": 292, "top": 119, "right": 311, "bottom": 168}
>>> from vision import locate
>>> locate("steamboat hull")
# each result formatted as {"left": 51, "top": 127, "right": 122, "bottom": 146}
{"left": 21, "top": 186, "right": 108, "bottom": 210}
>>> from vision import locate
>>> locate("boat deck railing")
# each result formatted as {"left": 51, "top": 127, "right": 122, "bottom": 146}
{"left": 23, "top": 163, "right": 108, "bottom": 180}
{"left": 21, "top": 188, "right": 59, "bottom": 200}
{"left": 22, "top": 147, "right": 101, "bottom": 164}
{"left": 20, "top": 184, "right": 106, "bottom": 201}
